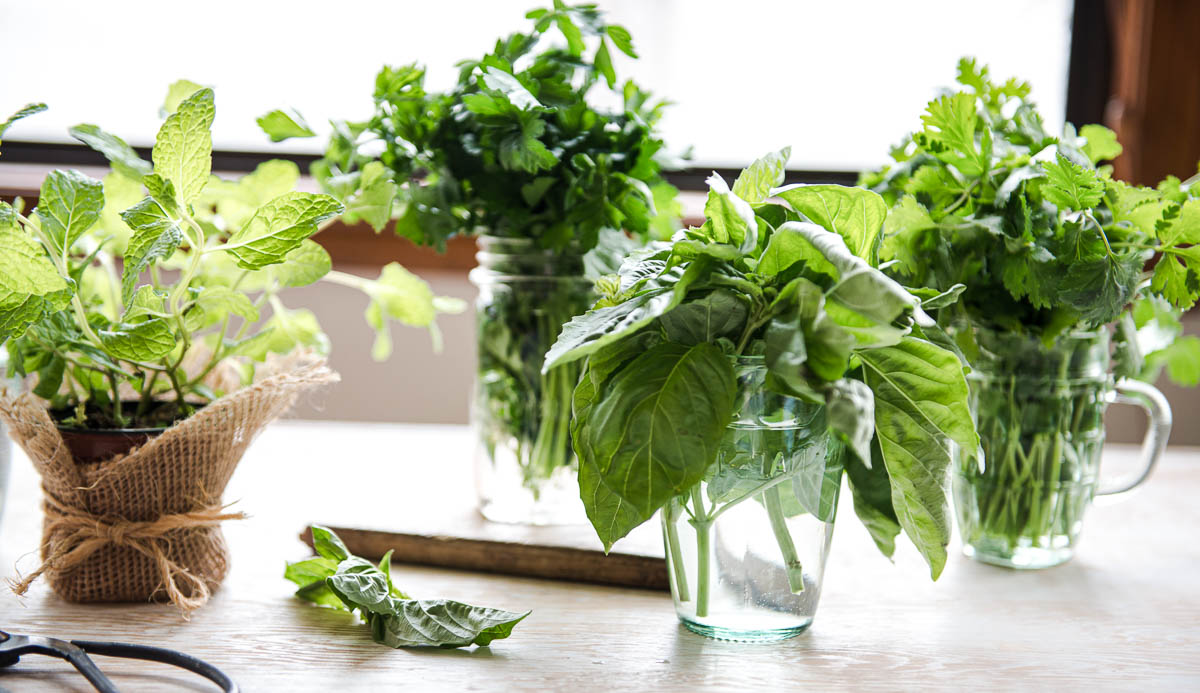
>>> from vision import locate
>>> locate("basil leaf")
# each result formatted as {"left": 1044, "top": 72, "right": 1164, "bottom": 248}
{"left": 774, "top": 184, "right": 887, "bottom": 261}
{"left": 371, "top": 600, "right": 531, "bottom": 649}
{"left": 823, "top": 378, "right": 875, "bottom": 469}
{"left": 577, "top": 342, "right": 736, "bottom": 550}
{"left": 731, "top": 147, "right": 790, "bottom": 204}
{"left": 310, "top": 524, "right": 350, "bottom": 561}
{"left": 844, "top": 438, "right": 902, "bottom": 558}
{"left": 858, "top": 336, "right": 976, "bottom": 579}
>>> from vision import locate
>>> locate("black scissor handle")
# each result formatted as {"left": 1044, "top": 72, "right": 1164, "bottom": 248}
{"left": 73, "top": 640, "right": 238, "bottom": 693}
{"left": 0, "top": 630, "right": 238, "bottom": 692}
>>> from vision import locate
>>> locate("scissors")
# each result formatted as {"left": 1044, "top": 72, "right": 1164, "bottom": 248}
{"left": 0, "top": 629, "right": 238, "bottom": 692}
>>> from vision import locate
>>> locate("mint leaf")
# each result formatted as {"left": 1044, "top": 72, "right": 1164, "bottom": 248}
{"left": 267, "top": 239, "right": 331, "bottom": 288}
{"left": 120, "top": 197, "right": 184, "bottom": 303}
{"left": 1041, "top": 153, "right": 1104, "bottom": 211}
{"left": 341, "top": 161, "right": 397, "bottom": 231}
{"left": 257, "top": 109, "right": 316, "bottom": 142}
{"left": 99, "top": 318, "right": 176, "bottom": 361}
{"left": 0, "top": 218, "right": 72, "bottom": 342}
{"left": 361, "top": 262, "right": 440, "bottom": 360}
{"left": 161, "top": 79, "right": 206, "bottom": 116}
{"left": 223, "top": 192, "right": 343, "bottom": 269}
{"left": 0, "top": 103, "right": 47, "bottom": 141}
{"left": 34, "top": 169, "right": 104, "bottom": 255}
{"left": 68, "top": 124, "right": 153, "bottom": 180}
{"left": 152, "top": 88, "right": 215, "bottom": 205}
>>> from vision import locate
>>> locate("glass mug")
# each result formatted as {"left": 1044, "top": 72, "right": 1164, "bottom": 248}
{"left": 951, "top": 324, "right": 1171, "bottom": 569}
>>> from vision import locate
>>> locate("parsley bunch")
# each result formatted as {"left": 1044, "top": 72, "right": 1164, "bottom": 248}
{"left": 862, "top": 59, "right": 1200, "bottom": 383}
{"left": 268, "top": 2, "right": 679, "bottom": 253}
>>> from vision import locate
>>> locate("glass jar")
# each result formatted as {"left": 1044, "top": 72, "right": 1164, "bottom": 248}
{"left": 469, "top": 236, "right": 596, "bottom": 525}
{"left": 951, "top": 323, "right": 1171, "bottom": 569}
{"left": 661, "top": 358, "right": 843, "bottom": 642}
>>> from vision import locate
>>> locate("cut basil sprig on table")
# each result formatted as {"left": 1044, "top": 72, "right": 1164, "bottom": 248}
{"left": 287, "top": 525, "right": 530, "bottom": 649}
{"left": 546, "top": 148, "right": 978, "bottom": 579}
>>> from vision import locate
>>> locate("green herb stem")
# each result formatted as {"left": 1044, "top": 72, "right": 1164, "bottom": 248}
{"left": 689, "top": 486, "right": 712, "bottom": 618}
{"left": 763, "top": 485, "right": 805, "bottom": 594}
{"left": 663, "top": 501, "right": 691, "bottom": 603}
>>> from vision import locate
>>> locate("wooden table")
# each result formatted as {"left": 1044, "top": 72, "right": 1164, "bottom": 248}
{"left": 1, "top": 422, "right": 1197, "bottom": 691}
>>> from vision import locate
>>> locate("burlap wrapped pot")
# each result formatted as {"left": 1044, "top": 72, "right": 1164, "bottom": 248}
{"left": 0, "top": 357, "right": 338, "bottom": 613}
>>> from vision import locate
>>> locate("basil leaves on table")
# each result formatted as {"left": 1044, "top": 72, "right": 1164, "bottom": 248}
{"left": 287, "top": 526, "right": 530, "bottom": 649}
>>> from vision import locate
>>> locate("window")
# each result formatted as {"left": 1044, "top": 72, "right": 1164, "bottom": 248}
{"left": 1, "top": 0, "right": 1072, "bottom": 173}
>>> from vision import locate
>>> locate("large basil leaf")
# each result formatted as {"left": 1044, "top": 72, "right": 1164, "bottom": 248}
{"left": 704, "top": 173, "right": 757, "bottom": 252}
{"left": 577, "top": 342, "right": 736, "bottom": 550}
{"left": 658, "top": 288, "right": 748, "bottom": 345}
{"left": 371, "top": 600, "right": 531, "bottom": 649}
{"left": 0, "top": 219, "right": 72, "bottom": 342}
{"left": 844, "top": 438, "right": 902, "bottom": 558}
{"left": 774, "top": 184, "right": 887, "bottom": 261}
{"left": 152, "top": 88, "right": 215, "bottom": 205}
{"left": 858, "top": 336, "right": 976, "bottom": 579}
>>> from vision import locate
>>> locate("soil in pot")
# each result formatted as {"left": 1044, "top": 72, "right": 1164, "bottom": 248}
{"left": 50, "top": 400, "right": 197, "bottom": 464}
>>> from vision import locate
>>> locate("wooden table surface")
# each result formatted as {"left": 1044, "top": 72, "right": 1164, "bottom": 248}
{"left": 0, "top": 421, "right": 1197, "bottom": 692}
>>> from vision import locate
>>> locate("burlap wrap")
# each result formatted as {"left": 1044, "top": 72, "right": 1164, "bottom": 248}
{"left": 0, "top": 357, "right": 338, "bottom": 613}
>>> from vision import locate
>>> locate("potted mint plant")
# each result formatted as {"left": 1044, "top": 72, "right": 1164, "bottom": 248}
{"left": 260, "top": 2, "right": 679, "bottom": 525}
{"left": 0, "top": 86, "right": 457, "bottom": 611}
{"left": 862, "top": 59, "right": 1198, "bottom": 569}
{"left": 544, "top": 149, "right": 977, "bottom": 641}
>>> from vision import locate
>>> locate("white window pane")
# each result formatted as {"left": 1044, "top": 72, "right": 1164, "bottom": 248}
{"left": 0, "top": 0, "right": 1072, "bottom": 171}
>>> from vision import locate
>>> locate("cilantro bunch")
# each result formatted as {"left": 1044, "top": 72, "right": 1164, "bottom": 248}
{"left": 862, "top": 59, "right": 1200, "bottom": 383}
{"left": 263, "top": 2, "right": 679, "bottom": 252}
{"left": 0, "top": 86, "right": 459, "bottom": 429}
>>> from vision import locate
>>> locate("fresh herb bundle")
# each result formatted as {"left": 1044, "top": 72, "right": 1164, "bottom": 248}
{"left": 861, "top": 58, "right": 1200, "bottom": 381}
{"left": 0, "top": 85, "right": 458, "bottom": 429}
{"left": 862, "top": 59, "right": 1200, "bottom": 561}
{"left": 260, "top": 1, "right": 680, "bottom": 251}
{"left": 287, "top": 525, "right": 529, "bottom": 648}
{"left": 545, "top": 149, "right": 977, "bottom": 586}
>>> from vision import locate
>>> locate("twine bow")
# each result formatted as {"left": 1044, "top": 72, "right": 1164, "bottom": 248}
{"left": 10, "top": 496, "right": 247, "bottom": 613}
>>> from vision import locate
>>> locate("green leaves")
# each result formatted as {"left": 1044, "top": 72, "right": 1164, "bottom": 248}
{"left": 703, "top": 174, "right": 757, "bottom": 252}
{"left": 287, "top": 526, "right": 530, "bottom": 648}
{"left": 0, "top": 217, "right": 72, "bottom": 342}
{"left": 362, "top": 263, "right": 439, "bottom": 360}
{"left": 918, "top": 92, "right": 988, "bottom": 176}
{"left": 256, "top": 109, "right": 316, "bottom": 142}
{"left": 99, "top": 318, "right": 176, "bottom": 361}
{"left": 732, "top": 147, "right": 790, "bottom": 204}
{"left": 576, "top": 343, "right": 736, "bottom": 550}
{"left": 1079, "top": 124, "right": 1122, "bottom": 164}
{"left": 34, "top": 169, "right": 104, "bottom": 256}
{"left": 774, "top": 185, "right": 887, "bottom": 261}
{"left": 858, "top": 336, "right": 976, "bottom": 579}
{"left": 1041, "top": 154, "right": 1104, "bottom": 211}
{"left": 69, "top": 124, "right": 153, "bottom": 180}
{"left": 223, "top": 192, "right": 343, "bottom": 269}
{"left": 120, "top": 196, "right": 184, "bottom": 302}
{"left": 0, "top": 103, "right": 47, "bottom": 141}
{"left": 152, "top": 88, "right": 215, "bottom": 205}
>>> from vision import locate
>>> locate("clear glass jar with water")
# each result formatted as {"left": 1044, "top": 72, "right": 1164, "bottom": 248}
{"left": 661, "top": 357, "right": 843, "bottom": 641}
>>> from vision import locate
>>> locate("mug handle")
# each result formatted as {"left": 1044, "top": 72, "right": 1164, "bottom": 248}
{"left": 1096, "top": 378, "right": 1173, "bottom": 497}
